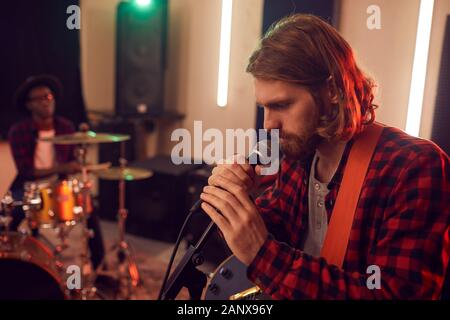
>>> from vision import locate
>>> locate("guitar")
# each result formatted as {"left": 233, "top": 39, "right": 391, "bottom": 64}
{"left": 203, "top": 255, "right": 271, "bottom": 300}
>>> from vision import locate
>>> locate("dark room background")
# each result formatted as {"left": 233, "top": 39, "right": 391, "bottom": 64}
{"left": 0, "top": 0, "right": 87, "bottom": 139}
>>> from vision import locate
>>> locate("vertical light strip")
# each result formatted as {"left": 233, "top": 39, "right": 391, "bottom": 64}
{"left": 217, "top": 0, "right": 233, "bottom": 108}
{"left": 405, "top": 0, "right": 435, "bottom": 137}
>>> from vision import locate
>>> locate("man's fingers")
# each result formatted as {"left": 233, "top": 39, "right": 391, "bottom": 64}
{"left": 206, "top": 176, "right": 255, "bottom": 212}
{"left": 201, "top": 202, "right": 231, "bottom": 234}
{"left": 230, "top": 163, "right": 255, "bottom": 187}
{"left": 208, "top": 173, "right": 233, "bottom": 189}
{"left": 200, "top": 191, "right": 239, "bottom": 223}
{"left": 212, "top": 165, "right": 254, "bottom": 189}
{"left": 203, "top": 186, "right": 241, "bottom": 210}
{"left": 221, "top": 181, "right": 255, "bottom": 212}
{"left": 255, "top": 165, "right": 263, "bottom": 176}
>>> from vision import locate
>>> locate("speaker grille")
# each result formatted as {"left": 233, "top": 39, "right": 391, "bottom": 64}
{"left": 115, "top": 0, "right": 167, "bottom": 117}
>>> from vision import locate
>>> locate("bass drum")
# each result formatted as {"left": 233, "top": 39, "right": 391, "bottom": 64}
{"left": 0, "top": 232, "right": 66, "bottom": 299}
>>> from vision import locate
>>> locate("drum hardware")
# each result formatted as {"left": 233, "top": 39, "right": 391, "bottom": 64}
{"left": 30, "top": 126, "right": 131, "bottom": 299}
{"left": 22, "top": 180, "right": 84, "bottom": 229}
{"left": 72, "top": 134, "right": 98, "bottom": 300}
{"left": 38, "top": 131, "right": 130, "bottom": 145}
{"left": 53, "top": 222, "right": 75, "bottom": 256}
{"left": 62, "top": 124, "right": 131, "bottom": 299}
{"left": 23, "top": 182, "right": 49, "bottom": 229}
{"left": 1, "top": 187, "right": 75, "bottom": 299}
{"left": 1, "top": 191, "right": 17, "bottom": 247}
{"left": 93, "top": 142, "right": 152, "bottom": 299}
{"left": 0, "top": 127, "right": 134, "bottom": 300}
{"left": 95, "top": 166, "right": 153, "bottom": 181}
{"left": 0, "top": 191, "right": 35, "bottom": 247}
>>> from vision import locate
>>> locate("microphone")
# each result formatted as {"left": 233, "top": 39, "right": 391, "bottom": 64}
{"left": 188, "top": 139, "right": 272, "bottom": 213}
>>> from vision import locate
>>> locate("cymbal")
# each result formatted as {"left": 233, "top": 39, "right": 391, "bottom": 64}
{"left": 95, "top": 167, "right": 153, "bottom": 181}
{"left": 38, "top": 131, "right": 130, "bottom": 145}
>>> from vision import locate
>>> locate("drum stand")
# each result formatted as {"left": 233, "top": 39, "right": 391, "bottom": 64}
{"left": 94, "top": 142, "right": 142, "bottom": 300}
{"left": 54, "top": 222, "right": 75, "bottom": 257}
{"left": 72, "top": 144, "right": 98, "bottom": 300}
{"left": 0, "top": 192, "right": 41, "bottom": 246}
{"left": 0, "top": 192, "right": 15, "bottom": 249}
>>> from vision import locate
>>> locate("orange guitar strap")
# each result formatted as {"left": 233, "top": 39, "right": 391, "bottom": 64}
{"left": 320, "top": 123, "right": 384, "bottom": 268}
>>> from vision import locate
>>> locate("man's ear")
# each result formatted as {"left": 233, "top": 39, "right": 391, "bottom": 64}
{"left": 326, "top": 76, "right": 340, "bottom": 104}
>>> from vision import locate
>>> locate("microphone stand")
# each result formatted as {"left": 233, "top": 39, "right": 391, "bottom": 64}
{"left": 160, "top": 220, "right": 216, "bottom": 300}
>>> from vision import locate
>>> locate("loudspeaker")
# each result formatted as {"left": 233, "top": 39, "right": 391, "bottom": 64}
{"left": 119, "top": 156, "right": 203, "bottom": 243}
{"left": 115, "top": 0, "right": 168, "bottom": 117}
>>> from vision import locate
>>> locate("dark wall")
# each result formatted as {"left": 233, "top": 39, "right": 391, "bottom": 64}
{"left": 431, "top": 16, "right": 450, "bottom": 156}
{"left": 0, "top": 0, "right": 87, "bottom": 138}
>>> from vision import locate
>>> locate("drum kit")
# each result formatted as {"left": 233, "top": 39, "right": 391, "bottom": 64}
{"left": 0, "top": 127, "right": 153, "bottom": 300}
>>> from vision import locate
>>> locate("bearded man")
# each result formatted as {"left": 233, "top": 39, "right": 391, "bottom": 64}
{"left": 200, "top": 14, "right": 449, "bottom": 299}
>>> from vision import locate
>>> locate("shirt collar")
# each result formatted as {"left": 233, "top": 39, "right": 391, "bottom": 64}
{"left": 30, "top": 116, "right": 61, "bottom": 134}
{"left": 327, "top": 138, "right": 354, "bottom": 189}
{"left": 292, "top": 138, "right": 354, "bottom": 190}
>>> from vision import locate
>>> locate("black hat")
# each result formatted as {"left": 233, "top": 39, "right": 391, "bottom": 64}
{"left": 14, "top": 74, "right": 63, "bottom": 112}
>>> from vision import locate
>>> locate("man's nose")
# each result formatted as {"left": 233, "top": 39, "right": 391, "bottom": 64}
{"left": 263, "top": 108, "right": 280, "bottom": 131}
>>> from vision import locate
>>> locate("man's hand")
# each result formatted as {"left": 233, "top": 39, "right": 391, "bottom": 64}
{"left": 58, "top": 161, "right": 82, "bottom": 175}
{"left": 200, "top": 161, "right": 268, "bottom": 266}
{"left": 34, "top": 161, "right": 82, "bottom": 178}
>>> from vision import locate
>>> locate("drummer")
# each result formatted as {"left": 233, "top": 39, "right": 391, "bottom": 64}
{"left": 7, "top": 74, "right": 105, "bottom": 270}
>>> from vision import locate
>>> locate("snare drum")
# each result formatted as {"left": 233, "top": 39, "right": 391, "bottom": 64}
{"left": 0, "top": 232, "right": 66, "bottom": 299}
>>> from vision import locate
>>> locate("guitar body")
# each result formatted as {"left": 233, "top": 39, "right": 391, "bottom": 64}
{"left": 203, "top": 255, "right": 271, "bottom": 300}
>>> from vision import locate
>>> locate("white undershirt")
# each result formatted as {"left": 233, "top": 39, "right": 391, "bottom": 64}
{"left": 34, "top": 130, "right": 56, "bottom": 170}
{"left": 303, "top": 152, "right": 331, "bottom": 257}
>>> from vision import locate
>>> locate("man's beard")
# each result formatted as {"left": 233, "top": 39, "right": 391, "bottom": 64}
{"left": 280, "top": 129, "right": 323, "bottom": 164}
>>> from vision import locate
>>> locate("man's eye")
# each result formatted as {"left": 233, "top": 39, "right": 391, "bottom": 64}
{"left": 257, "top": 103, "right": 290, "bottom": 110}
{"left": 271, "top": 103, "right": 288, "bottom": 109}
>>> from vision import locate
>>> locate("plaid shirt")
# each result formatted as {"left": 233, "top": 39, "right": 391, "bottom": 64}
{"left": 8, "top": 116, "right": 76, "bottom": 188}
{"left": 248, "top": 125, "right": 450, "bottom": 299}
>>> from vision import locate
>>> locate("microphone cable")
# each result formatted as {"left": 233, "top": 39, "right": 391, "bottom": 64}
{"left": 157, "top": 207, "right": 197, "bottom": 300}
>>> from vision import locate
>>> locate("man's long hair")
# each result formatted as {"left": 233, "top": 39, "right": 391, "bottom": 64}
{"left": 247, "top": 14, "right": 377, "bottom": 140}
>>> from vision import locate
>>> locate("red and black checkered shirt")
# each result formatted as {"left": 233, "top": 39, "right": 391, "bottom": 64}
{"left": 248, "top": 125, "right": 450, "bottom": 299}
{"left": 8, "top": 116, "right": 76, "bottom": 188}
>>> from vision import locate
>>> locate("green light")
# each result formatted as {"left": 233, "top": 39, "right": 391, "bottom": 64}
{"left": 135, "top": 0, "right": 152, "bottom": 7}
